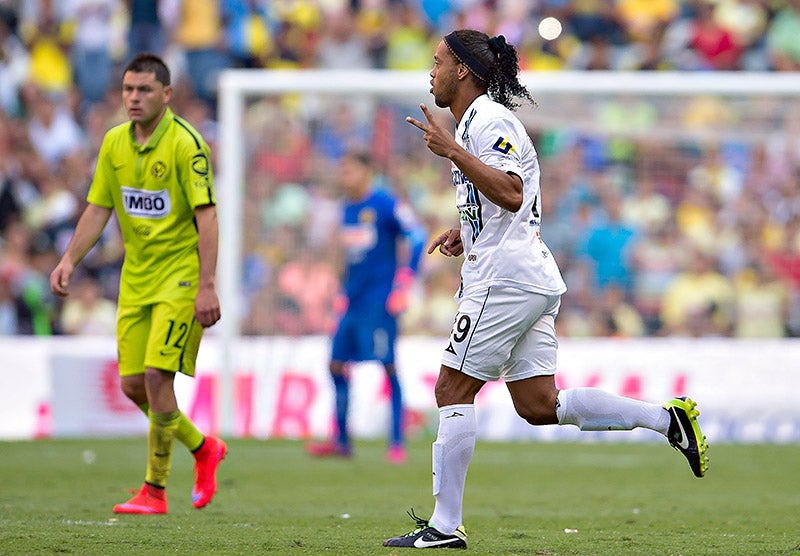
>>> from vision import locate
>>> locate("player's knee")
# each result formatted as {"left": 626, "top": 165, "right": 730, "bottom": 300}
{"left": 120, "top": 377, "right": 146, "bottom": 404}
{"left": 120, "top": 380, "right": 136, "bottom": 400}
{"left": 383, "top": 363, "right": 397, "bottom": 377}
{"left": 330, "top": 361, "right": 345, "bottom": 376}
{"left": 434, "top": 378, "right": 473, "bottom": 406}
{"left": 514, "top": 396, "right": 558, "bottom": 426}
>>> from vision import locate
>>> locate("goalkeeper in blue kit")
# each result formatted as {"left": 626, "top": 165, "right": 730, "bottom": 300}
{"left": 306, "top": 151, "right": 426, "bottom": 464}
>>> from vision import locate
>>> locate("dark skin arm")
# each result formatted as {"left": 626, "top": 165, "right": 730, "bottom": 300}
{"left": 406, "top": 103, "right": 523, "bottom": 212}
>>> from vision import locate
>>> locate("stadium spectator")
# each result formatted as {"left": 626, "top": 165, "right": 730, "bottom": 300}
{"left": 383, "top": 2, "right": 433, "bottom": 70}
{"left": 251, "top": 99, "right": 312, "bottom": 184}
{"left": 384, "top": 29, "right": 708, "bottom": 550}
{"left": 49, "top": 53, "right": 226, "bottom": 515}
{"left": 567, "top": 0, "right": 624, "bottom": 45}
{"left": 268, "top": 3, "right": 322, "bottom": 69}
{"left": 761, "top": 169, "right": 800, "bottom": 227}
{"left": 620, "top": 172, "right": 672, "bottom": 231}
{"left": 22, "top": 85, "right": 86, "bottom": 169}
{"left": 616, "top": 0, "right": 681, "bottom": 43}
{"left": 306, "top": 150, "right": 426, "bottom": 465}
{"left": 316, "top": 5, "right": 370, "bottom": 70}
{"left": 714, "top": 0, "right": 770, "bottom": 70}
{"left": 569, "top": 31, "right": 617, "bottom": 70}
{"left": 744, "top": 142, "right": 789, "bottom": 198}
{"left": 171, "top": 0, "right": 230, "bottom": 106}
{"left": 64, "top": 0, "right": 119, "bottom": 110}
{"left": 274, "top": 246, "right": 338, "bottom": 335}
{"left": 674, "top": 186, "right": 718, "bottom": 252}
{"left": 222, "top": 0, "right": 273, "bottom": 69}
{"left": 589, "top": 282, "right": 646, "bottom": 337}
{"left": 127, "top": 0, "right": 167, "bottom": 57}
{"left": 351, "top": 3, "right": 388, "bottom": 67}
{"left": 0, "top": 266, "right": 18, "bottom": 334}
{"left": 21, "top": 232, "right": 58, "bottom": 334}
{"left": 577, "top": 190, "right": 638, "bottom": 294}
{"left": 764, "top": 215, "right": 800, "bottom": 336}
{"left": 311, "top": 101, "right": 372, "bottom": 163}
{"left": 22, "top": 170, "right": 79, "bottom": 249}
{"left": 0, "top": 219, "right": 56, "bottom": 335}
{"left": 401, "top": 264, "right": 460, "bottom": 336}
{"left": 17, "top": 1, "right": 72, "bottom": 95}
{"left": 733, "top": 257, "right": 789, "bottom": 338}
{"left": 0, "top": 115, "right": 27, "bottom": 232}
{"left": 687, "top": 0, "right": 743, "bottom": 70}
{"left": 766, "top": 0, "right": 800, "bottom": 71}
{"left": 630, "top": 219, "right": 686, "bottom": 334}
{"left": 59, "top": 271, "right": 117, "bottom": 335}
{"left": 687, "top": 140, "right": 745, "bottom": 205}
{"left": 660, "top": 247, "right": 736, "bottom": 336}
{"left": 0, "top": 9, "right": 27, "bottom": 116}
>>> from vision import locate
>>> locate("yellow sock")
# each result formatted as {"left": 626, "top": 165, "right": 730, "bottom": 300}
{"left": 138, "top": 403, "right": 204, "bottom": 452}
{"left": 145, "top": 410, "right": 180, "bottom": 488}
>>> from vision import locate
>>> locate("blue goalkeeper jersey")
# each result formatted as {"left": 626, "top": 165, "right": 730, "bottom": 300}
{"left": 340, "top": 188, "right": 425, "bottom": 310}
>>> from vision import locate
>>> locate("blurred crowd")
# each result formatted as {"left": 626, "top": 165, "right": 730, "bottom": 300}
{"left": 2, "top": 0, "right": 800, "bottom": 339}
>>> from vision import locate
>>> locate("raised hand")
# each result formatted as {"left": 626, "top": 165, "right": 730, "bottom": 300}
{"left": 406, "top": 104, "right": 458, "bottom": 159}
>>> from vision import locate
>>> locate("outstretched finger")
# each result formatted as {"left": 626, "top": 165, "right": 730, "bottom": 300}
{"left": 427, "top": 233, "right": 447, "bottom": 254}
{"left": 419, "top": 103, "right": 435, "bottom": 124}
{"left": 405, "top": 116, "right": 427, "bottom": 132}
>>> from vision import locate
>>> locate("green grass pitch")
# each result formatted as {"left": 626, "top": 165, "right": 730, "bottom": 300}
{"left": 1, "top": 437, "right": 798, "bottom": 555}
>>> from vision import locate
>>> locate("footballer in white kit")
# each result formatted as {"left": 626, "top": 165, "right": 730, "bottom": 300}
{"left": 441, "top": 94, "right": 567, "bottom": 382}
{"left": 384, "top": 29, "right": 707, "bottom": 551}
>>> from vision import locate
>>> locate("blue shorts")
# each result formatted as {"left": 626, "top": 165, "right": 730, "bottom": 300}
{"left": 331, "top": 304, "right": 397, "bottom": 364}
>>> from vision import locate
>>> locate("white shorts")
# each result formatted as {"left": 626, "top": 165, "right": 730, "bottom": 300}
{"left": 441, "top": 286, "right": 560, "bottom": 382}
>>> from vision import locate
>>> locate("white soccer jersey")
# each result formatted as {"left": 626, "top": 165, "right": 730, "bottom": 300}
{"left": 452, "top": 94, "right": 567, "bottom": 296}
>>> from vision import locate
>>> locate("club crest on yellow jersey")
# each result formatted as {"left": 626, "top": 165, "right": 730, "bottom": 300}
{"left": 151, "top": 161, "right": 167, "bottom": 179}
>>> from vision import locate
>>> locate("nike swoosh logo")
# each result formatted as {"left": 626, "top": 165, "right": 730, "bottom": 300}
{"left": 673, "top": 409, "right": 691, "bottom": 450}
{"left": 446, "top": 411, "right": 464, "bottom": 418}
{"left": 414, "top": 537, "right": 459, "bottom": 548}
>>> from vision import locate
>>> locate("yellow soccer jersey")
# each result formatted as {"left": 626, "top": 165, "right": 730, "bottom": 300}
{"left": 88, "top": 107, "right": 215, "bottom": 305}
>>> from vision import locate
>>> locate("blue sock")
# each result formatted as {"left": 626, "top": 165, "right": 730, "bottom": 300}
{"left": 332, "top": 374, "right": 349, "bottom": 447}
{"left": 387, "top": 373, "right": 403, "bottom": 447}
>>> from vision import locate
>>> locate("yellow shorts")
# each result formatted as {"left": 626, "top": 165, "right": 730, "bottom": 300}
{"left": 117, "top": 299, "right": 203, "bottom": 377}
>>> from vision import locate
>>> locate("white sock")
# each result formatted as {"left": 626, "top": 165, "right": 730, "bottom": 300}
{"left": 429, "top": 404, "right": 476, "bottom": 535}
{"left": 556, "top": 388, "right": 670, "bottom": 434}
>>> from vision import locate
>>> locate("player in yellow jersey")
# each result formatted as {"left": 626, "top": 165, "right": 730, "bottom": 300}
{"left": 50, "top": 53, "right": 226, "bottom": 514}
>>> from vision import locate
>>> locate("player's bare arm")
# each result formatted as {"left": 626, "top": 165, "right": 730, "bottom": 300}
{"left": 194, "top": 203, "right": 221, "bottom": 328}
{"left": 406, "top": 103, "right": 523, "bottom": 212}
{"left": 50, "top": 204, "right": 112, "bottom": 296}
{"left": 427, "top": 228, "right": 463, "bottom": 257}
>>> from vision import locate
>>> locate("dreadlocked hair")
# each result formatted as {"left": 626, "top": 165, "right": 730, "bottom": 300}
{"left": 453, "top": 29, "right": 535, "bottom": 111}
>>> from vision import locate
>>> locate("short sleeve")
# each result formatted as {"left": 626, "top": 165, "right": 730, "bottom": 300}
{"left": 86, "top": 134, "right": 116, "bottom": 209}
